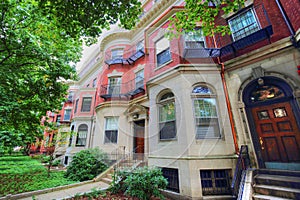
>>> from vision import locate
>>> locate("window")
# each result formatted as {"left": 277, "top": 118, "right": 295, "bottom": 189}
{"left": 161, "top": 168, "right": 179, "bottom": 193}
{"left": 200, "top": 170, "right": 231, "bottom": 195}
{"left": 135, "top": 70, "right": 144, "bottom": 89}
{"left": 56, "top": 115, "right": 61, "bottom": 126}
{"left": 76, "top": 124, "right": 88, "bottom": 147}
{"left": 184, "top": 28, "right": 205, "bottom": 48}
{"left": 108, "top": 77, "right": 121, "bottom": 95}
{"left": 111, "top": 49, "right": 123, "bottom": 59}
{"left": 69, "top": 125, "right": 74, "bottom": 147}
{"left": 136, "top": 40, "right": 144, "bottom": 52}
{"left": 93, "top": 78, "right": 97, "bottom": 88}
{"left": 156, "top": 37, "right": 171, "bottom": 67}
{"left": 63, "top": 109, "right": 71, "bottom": 121}
{"left": 67, "top": 91, "right": 74, "bottom": 102}
{"left": 158, "top": 92, "right": 176, "bottom": 140}
{"left": 192, "top": 85, "right": 220, "bottom": 139}
{"left": 228, "top": 9, "right": 260, "bottom": 41}
{"left": 81, "top": 97, "right": 92, "bottom": 112}
{"left": 86, "top": 84, "right": 90, "bottom": 88}
{"left": 105, "top": 117, "right": 118, "bottom": 143}
{"left": 74, "top": 99, "right": 79, "bottom": 114}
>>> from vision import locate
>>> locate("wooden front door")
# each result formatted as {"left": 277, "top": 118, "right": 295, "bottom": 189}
{"left": 252, "top": 102, "right": 300, "bottom": 163}
{"left": 134, "top": 120, "right": 145, "bottom": 160}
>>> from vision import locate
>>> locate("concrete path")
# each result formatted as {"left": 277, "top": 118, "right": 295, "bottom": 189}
{"left": 19, "top": 181, "right": 110, "bottom": 200}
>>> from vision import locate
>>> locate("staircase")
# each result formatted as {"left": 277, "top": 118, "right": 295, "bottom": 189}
{"left": 252, "top": 169, "right": 300, "bottom": 200}
{"left": 99, "top": 151, "right": 147, "bottom": 185}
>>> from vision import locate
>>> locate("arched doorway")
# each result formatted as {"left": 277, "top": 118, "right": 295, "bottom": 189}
{"left": 243, "top": 76, "right": 300, "bottom": 170}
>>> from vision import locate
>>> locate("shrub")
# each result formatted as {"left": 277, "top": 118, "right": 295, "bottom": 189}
{"left": 111, "top": 167, "right": 168, "bottom": 200}
{"left": 64, "top": 148, "right": 108, "bottom": 181}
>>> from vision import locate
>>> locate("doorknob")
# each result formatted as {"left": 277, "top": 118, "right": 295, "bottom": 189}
{"left": 259, "top": 137, "right": 265, "bottom": 150}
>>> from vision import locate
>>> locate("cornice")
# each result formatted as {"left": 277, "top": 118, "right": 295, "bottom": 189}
{"left": 147, "top": 63, "right": 219, "bottom": 88}
{"left": 224, "top": 37, "right": 294, "bottom": 72}
{"left": 95, "top": 101, "right": 129, "bottom": 111}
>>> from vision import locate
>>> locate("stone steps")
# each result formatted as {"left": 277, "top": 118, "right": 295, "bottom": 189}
{"left": 252, "top": 169, "right": 300, "bottom": 200}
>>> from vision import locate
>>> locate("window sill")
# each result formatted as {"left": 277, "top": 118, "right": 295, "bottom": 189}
{"left": 155, "top": 60, "right": 173, "bottom": 71}
{"left": 159, "top": 138, "right": 177, "bottom": 142}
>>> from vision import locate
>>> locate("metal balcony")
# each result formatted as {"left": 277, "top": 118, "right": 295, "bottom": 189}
{"left": 100, "top": 77, "right": 145, "bottom": 100}
{"left": 105, "top": 49, "right": 145, "bottom": 66}
{"left": 183, "top": 4, "right": 273, "bottom": 60}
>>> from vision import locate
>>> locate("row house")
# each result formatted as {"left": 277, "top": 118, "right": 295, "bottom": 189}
{"left": 53, "top": 0, "right": 300, "bottom": 199}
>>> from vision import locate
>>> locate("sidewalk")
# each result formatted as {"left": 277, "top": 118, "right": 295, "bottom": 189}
{"left": 19, "top": 181, "right": 110, "bottom": 200}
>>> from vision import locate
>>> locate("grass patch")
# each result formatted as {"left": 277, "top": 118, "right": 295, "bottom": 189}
{"left": 0, "top": 156, "right": 77, "bottom": 197}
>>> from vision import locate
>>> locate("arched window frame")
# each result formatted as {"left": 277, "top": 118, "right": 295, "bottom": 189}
{"left": 157, "top": 90, "right": 177, "bottom": 140}
{"left": 191, "top": 84, "right": 221, "bottom": 139}
{"left": 76, "top": 124, "right": 88, "bottom": 147}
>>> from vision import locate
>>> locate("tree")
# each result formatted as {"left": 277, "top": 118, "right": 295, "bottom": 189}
{"left": 168, "top": 0, "right": 245, "bottom": 37}
{"left": 0, "top": 0, "right": 141, "bottom": 150}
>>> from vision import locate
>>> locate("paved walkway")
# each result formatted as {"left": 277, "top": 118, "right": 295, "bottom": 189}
{"left": 19, "top": 181, "right": 110, "bottom": 200}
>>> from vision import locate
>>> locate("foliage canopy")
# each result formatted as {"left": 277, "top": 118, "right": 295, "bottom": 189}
{"left": 168, "top": 0, "right": 245, "bottom": 38}
{"left": 0, "top": 0, "right": 141, "bottom": 152}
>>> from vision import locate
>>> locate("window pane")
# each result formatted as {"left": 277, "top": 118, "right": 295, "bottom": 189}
{"left": 81, "top": 97, "right": 92, "bottom": 112}
{"left": 157, "top": 48, "right": 171, "bottom": 66}
{"left": 184, "top": 29, "right": 205, "bottom": 48}
{"left": 108, "top": 77, "right": 121, "bottom": 94}
{"left": 64, "top": 109, "right": 71, "bottom": 121}
{"left": 193, "top": 86, "right": 212, "bottom": 94}
{"left": 105, "top": 130, "right": 118, "bottom": 143}
{"left": 105, "top": 117, "right": 118, "bottom": 130}
{"left": 194, "top": 99, "right": 217, "bottom": 118}
{"left": 135, "top": 70, "right": 144, "bottom": 89}
{"left": 159, "top": 101, "right": 175, "bottom": 122}
{"left": 229, "top": 9, "right": 260, "bottom": 41}
{"left": 156, "top": 37, "right": 170, "bottom": 54}
{"left": 111, "top": 49, "right": 123, "bottom": 59}
{"left": 160, "top": 121, "right": 176, "bottom": 140}
{"left": 74, "top": 99, "right": 79, "bottom": 113}
{"left": 161, "top": 168, "right": 180, "bottom": 193}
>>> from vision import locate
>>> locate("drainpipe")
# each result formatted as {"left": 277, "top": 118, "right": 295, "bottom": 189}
{"left": 212, "top": 36, "right": 239, "bottom": 154}
{"left": 275, "top": 0, "right": 299, "bottom": 49}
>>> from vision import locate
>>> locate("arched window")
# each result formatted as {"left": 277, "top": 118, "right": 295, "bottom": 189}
{"left": 158, "top": 91, "right": 176, "bottom": 140}
{"left": 192, "top": 85, "right": 220, "bottom": 139}
{"left": 76, "top": 124, "right": 88, "bottom": 146}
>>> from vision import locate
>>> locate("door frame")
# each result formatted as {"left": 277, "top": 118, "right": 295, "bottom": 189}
{"left": 242, "top": 76, "right": 300, "bottom": 168}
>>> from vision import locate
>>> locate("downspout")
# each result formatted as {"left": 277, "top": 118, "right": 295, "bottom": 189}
{"left": 212, "top": 36, "right": 239, "bottom": 154}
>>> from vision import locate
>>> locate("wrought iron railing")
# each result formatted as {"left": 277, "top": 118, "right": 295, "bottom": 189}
{"left": 231, "top": 145, "right": 251, "bottom": 198}
{"left": 182, "top": 4, "right": 273, "bottom": 60}
{"left": 104, "top": 46, "right": 145, "bottom": 66}
{"left": 100, "top": 76, "right": 145, "bottom": 100}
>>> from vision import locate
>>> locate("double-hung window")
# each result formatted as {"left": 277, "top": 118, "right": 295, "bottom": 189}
{"left": 136, "top": 40, "right": 144, "bottom": 52}
{"left": 135, "top": 70, "right": 144, "bottom": 89}
{"left": 184, "top": 28, "right": 205, "bottom": 48}
{"left": 105, "top": 117, "right": 118, "bottom": 143}
{"left": 111, "top": 49, "right": 123, "bottom": 59}
{"left": 63, "top": 109, "right": 71, "bottom": 121}
{"left": 158, "top": 92, "right": 176, "bottom": 140}
{"left": 192, "top": 85, "right": 220, "bottom": 139}
{"left": 156, "top": 37, "right": 171, "bottom": 67}
{"left": 228, "top": 8, "right": 260, "bottom": 41}
{"left": 76, "top": 124, "right": 87, "bottom": 147}
{"left": 108, "top": 77, "right": 121, "bottom": 95}
{"left": 81, "top": 97, "right": 92, "bottom": 112}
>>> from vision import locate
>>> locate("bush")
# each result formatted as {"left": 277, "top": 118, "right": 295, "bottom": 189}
{"left": 64, "top": 148, "right": 108, "bottom": 181}
{"left": 111, "top": 167, "right": 168, "bottom": 200}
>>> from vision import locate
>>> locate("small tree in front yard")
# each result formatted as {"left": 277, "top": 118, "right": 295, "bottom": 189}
{"left": 111, "top": 167, "right": 168, "bottom": 200}
{"left": 65, "top": 148, "right": 108, "bottom": 181}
